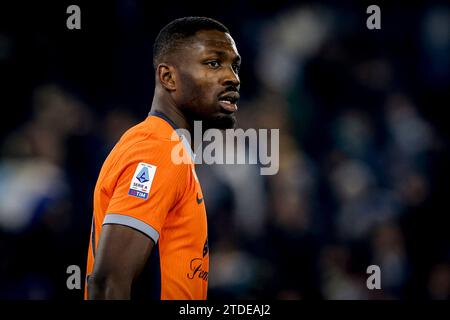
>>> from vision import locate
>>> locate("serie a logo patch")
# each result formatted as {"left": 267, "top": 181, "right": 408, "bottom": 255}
{"left": 128, "top": 162, "right": 157, "bottom": 200}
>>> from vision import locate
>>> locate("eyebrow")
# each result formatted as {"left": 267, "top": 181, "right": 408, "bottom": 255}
{"left": 207, "top": 50, "right": 241, "bottom": 63}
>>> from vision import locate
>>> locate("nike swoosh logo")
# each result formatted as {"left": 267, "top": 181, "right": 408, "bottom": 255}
{"left": 196, "top": 193, "right": 203, "bottom": 204}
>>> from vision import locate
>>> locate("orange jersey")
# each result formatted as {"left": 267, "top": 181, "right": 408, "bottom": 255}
{"left": 84, "top": 111, "right": 208, "bottom": 300}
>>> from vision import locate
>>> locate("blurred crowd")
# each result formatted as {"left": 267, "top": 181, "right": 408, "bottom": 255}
{"left": 0, "top": 1, "right": 448, "bottom": 299}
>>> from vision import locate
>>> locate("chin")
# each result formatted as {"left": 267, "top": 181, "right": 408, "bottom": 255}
{"left": 204, "top": 113, "right": 236, "bottom": 130}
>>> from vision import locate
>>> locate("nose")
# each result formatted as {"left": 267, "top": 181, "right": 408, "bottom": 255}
{"left": 222, "top": 66, "right": 240, "bottom": 89}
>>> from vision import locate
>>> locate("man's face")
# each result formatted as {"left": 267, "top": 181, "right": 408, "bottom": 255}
{"left": 173, "top": 30, "right": 241, "bottom": 130}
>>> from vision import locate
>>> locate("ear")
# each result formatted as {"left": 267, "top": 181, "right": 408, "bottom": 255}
{"left": 157, "top": 63, "right": 176, "bottom": 91}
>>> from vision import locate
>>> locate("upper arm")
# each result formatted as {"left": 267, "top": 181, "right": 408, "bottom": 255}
{"left": 88, "top": 140, "right": 188, "bottom": 298}
{"left": 105, "top": 142, "right": 188, "bottom": 240}
{"left": 88, "top": 224, "right": 154, "bottom": 298}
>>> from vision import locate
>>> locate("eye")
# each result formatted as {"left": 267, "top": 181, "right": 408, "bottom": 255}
{"left": 206, "top": 61, "right": 220, "bottom": 68}
{"left": 232, "top": 63, "right": 241, "bottom": 73}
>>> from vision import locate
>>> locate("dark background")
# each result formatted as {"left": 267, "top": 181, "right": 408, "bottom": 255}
{"left": 0, "top": 0, "right": 448, "bottom": 299}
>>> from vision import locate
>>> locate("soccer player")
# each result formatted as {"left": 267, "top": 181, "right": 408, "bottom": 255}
{"left": 84, "top": 17, "right": 241, "bottom": 300}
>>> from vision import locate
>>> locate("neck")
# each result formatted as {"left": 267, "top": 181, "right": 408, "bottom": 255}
{"left": 150, "top": 92, "right": 192, "bottom": 133}
{"left": 150, "top": 91, "right": 196, "bottom": 151}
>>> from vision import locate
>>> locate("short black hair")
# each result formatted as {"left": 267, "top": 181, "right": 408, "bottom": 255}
{"left": 153, "top": 17, "right": 230, "bottom": 69}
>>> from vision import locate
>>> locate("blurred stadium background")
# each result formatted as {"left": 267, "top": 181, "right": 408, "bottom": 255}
{"left": 0, "top": 0, "right": 449, "bottom": 300}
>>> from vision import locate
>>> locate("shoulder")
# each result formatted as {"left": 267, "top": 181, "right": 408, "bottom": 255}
{"left": 116, "top": 135, "right": 189, "bottom": 178}
{"left": 104, "top": 117, "right": 192, "bottom": 184}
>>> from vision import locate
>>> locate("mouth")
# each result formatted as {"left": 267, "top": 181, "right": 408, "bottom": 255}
{"left": 218, "top": 92, "right": 239, "bottom": 113}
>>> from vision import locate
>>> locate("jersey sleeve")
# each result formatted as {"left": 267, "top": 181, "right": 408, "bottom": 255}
{"left": 103, "top": 139, "right": 188, "bottom": 244}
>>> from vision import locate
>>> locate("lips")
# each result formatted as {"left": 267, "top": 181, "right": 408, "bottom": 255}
{"left": 218, "top": 92, "right": 239, "bottom": 113}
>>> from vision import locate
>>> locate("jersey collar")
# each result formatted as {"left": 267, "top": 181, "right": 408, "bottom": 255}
{"left": 148, "top": 110, "right": 196, "bottom": 162}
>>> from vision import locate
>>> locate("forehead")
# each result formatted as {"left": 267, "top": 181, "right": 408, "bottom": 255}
{"left": 187, "top": 30, "right": 239, "bottom": 57}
